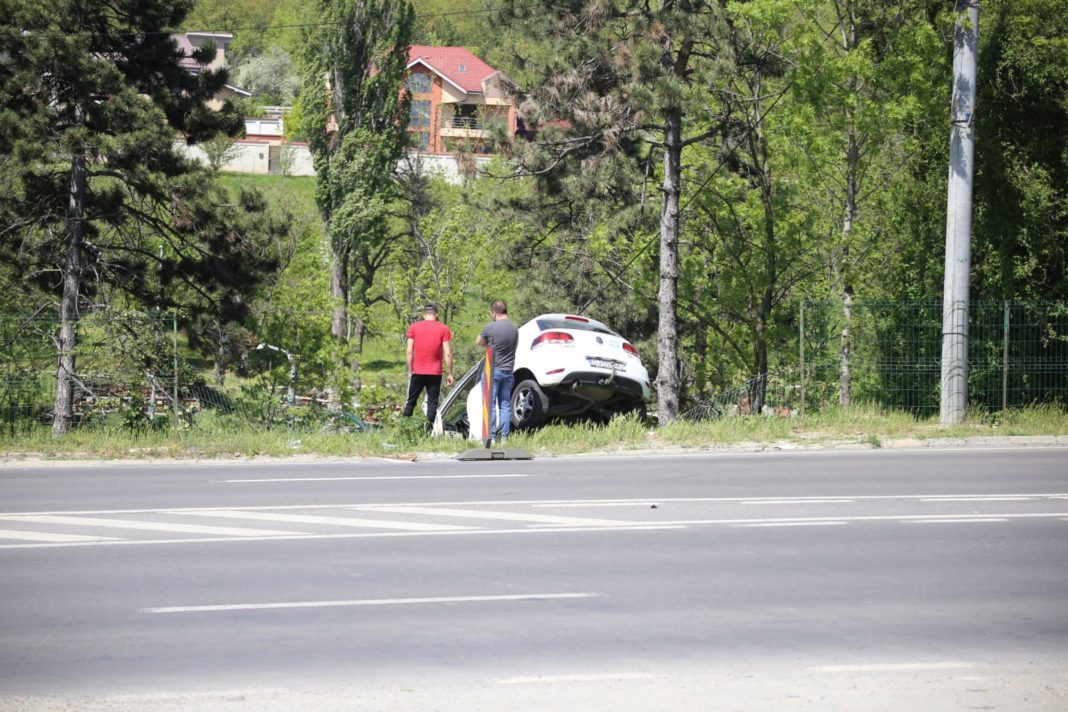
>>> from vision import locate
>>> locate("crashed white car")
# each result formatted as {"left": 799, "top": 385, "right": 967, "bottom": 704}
{"left": 434, "top": 314, "right": 651, "bottom": 437}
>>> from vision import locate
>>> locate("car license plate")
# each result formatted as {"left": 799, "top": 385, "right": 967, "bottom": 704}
{"left": 588, "top": 357, "right": 621, "bottom": 370}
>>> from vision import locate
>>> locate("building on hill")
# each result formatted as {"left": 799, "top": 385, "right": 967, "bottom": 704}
{"left": 404, "top": 46, "right": 518, "bottom": 160}
{"left": 174, "top": 32, "right": 252, "bottom": 110}
{"left": 179, "top": 42, "right": 521, "bottom": 182}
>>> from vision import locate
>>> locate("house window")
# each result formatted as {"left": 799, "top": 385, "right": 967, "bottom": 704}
{"left": 407, "top": 72, "right": 431, "bottom": 94}
{"left": 410, "top": 131, "right": 430, "bottom": 151}
{"left": 409, "top": 100, "right": 431, "bottom": 128}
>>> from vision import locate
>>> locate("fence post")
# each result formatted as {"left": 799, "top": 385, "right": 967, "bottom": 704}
{"left": 799, "top": 301, "right": 805, "bottom": 417}
{"left": 1002, "top": 301, "right": 1010, "bottom": 411}
{"left": 172, "top": 312, "right": 179, "bottom": 425}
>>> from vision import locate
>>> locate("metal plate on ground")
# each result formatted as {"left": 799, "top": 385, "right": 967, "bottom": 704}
{"left": 455, "top": 448, "right": 534, "bottom": 461}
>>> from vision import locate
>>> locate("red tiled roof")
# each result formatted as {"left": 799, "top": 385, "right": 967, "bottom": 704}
{"left": 407, "top": 46, "right": 497, "bottom": 93}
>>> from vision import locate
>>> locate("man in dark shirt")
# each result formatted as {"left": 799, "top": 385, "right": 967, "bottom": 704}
{"left": 404, "top": 304, "right": 454, "bottom": 426}
{"left": 476, "top": 299, "right": 519, "bottom": 444}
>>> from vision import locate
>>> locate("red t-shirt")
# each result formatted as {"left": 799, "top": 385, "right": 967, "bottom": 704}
{"left": 406, "top": 320, "right": 453, "bottom": 375}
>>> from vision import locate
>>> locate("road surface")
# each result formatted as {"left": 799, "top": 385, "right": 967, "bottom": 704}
{"left": 1, "top": 447, "right": 1066, "bottom": 710}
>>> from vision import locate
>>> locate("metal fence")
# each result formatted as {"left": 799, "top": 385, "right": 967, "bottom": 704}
{"left": 0, "top": 312, "right": 183, "bottom": 433}
{"left": 0, "top": 308, "right": 419, "bottom": 435}
{"left": 798, "top": 300, "right": 1068, "bottom": 414}
{"left": 3, "top": 301, "right": 1067, "bottom": 433}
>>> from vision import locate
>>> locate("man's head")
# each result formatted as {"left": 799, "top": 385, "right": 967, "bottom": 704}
{"left": 422, "top": 303, "right": 439, "bottom": 320}
{"left": 490, "top": 300, "right": 508, "bottom": 318}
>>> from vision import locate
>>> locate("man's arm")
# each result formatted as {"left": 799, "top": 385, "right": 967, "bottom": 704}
{"left": 442, "top": 341, "right": 454, "bottom": 386}
{"left": 476, "top": 334, "right": 487, "bottom": 348}
{"left": 406, "top": 337, "right": 415, "bottom": 373}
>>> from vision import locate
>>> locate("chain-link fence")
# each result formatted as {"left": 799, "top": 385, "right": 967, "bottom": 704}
{"left": 4, "top": 301, "right": 1067, "bottom": 433}
{"left": 0, "top": 310, "right": 390, "bottom": 435}
{"left": 798, "top": 300, "right": 1068, "bottom": 414}
{"left": 0, "top": 311, "right": 180, "bottom": 434}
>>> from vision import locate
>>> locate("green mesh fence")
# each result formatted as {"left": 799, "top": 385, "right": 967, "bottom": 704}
{"left": 0, "top": 311, "right": 179, "bottom": 433}
{"left": 5, "top": 302, "right": 1066, "bottom": 432}
{"left": 0, "top": 309, "right": 379, "bottom": 433}
{"left": 799, "top": 300, "right": 1068, "bottom": 414}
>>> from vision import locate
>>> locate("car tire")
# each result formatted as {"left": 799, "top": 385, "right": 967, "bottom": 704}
{"left": 511, "top": 379, "right": 549, "bottom": 429}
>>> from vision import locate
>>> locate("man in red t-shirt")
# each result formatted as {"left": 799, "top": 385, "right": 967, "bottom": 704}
{"left": 403, "top": 303, "right": 454, "bottom": 426}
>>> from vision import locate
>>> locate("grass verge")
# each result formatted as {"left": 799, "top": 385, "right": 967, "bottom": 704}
{"left": 0, "top": 405, "right": 1065, "bottom": 461}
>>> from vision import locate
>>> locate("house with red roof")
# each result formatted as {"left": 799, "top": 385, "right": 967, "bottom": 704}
{"left": 405, "top": 46, "right": 517, "bottom": 157}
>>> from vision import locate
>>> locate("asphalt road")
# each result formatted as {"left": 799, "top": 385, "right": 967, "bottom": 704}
{"left": 1, "top": 447, "right": 1067, "bottom": 711}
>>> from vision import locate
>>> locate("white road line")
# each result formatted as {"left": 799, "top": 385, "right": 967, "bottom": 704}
{"left": 531, "top": 502, "right": 662, "bottom": 508}
{"left": 808, "top": 662, "right": 975, "bottom": 673}
{"left": 0, "top": 524, "right": 685, "bottom": 550}
{"left": 499, "top": 673, "right": 658, "bottom": 685}
{"left": 0, "top": 529, "right": 122, "bottom": 543}
{"left": 637, "top": 512, "right": 1068, "bottom": 526}
{"left": 142, "top": 592, "right": 599, "bottom": 614}
{"left": 7, "top": 493, "right": 1068, "bottom": 516}
{"left": 224, "top": 474, "right": 530, "bottom": 483}
{"left": 170, "top": 509, "right": 476, "bottom": 531}
{"left": 361, "top": 506, "right": 637, "bottom": 527}
{"left": 732, "top": 521, "right": 847, "bottom": 528}
{"left": 905, "top": 518, "right": 1009, "bottom": 524}
{"left": 0, "top": 514, "right": 303, "bottom": 537}
{"left": 922, "top": 497, "right": 1031, "bottom": 502}
{"left": 742, "top": 499, "right": 854, "bottom": 505}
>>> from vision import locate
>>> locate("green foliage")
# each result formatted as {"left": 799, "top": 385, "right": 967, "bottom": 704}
{"left": 234, "top": 46, "right": 302, "bottom": 103}
{"left": 201, "top": 133, "right": 242, "bottom": 171}
{"left": 301, "top": 0, "right": 416, "bottom": 342}
{"left": 410, "top": 0, "right": 487, "bottom": 50}
{"left": 973, "top": 0, "right": 1068, "bottom": 301}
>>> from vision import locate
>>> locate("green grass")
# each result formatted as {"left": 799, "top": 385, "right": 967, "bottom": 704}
{"left": 1, "top": 405, "right": 1064, "bottom": 461}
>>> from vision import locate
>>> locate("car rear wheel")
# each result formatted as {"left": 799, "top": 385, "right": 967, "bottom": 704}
{"left": 511, "top": 379, "right": 549, "bottom": 429}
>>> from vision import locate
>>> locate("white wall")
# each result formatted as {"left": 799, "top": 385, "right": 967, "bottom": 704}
{"left": 403, "top": 153, "right": 493, "bottom": 184}
{"left": 178, "top": 143, "right": 488, "bottom": 183}
{"left": 177, "top": 141, "right": 315, "bottom": 177}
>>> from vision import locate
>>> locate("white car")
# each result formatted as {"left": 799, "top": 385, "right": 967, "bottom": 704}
{"left": 435, "top": 314, "right": 651, "bottom": 438}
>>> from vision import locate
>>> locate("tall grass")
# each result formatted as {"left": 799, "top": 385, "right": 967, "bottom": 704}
{"left": 1, "top": 405, "right": 1063, "bottom": 460}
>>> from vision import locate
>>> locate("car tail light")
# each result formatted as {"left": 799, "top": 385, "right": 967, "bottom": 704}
{"left": 532, "top": 331, "right": 574, "bottom": 349}
{"left": 564, "top": 315, "right": 590, "bottom": 323}
{"left": 545, "top": 368, "right": 565, "bottom": 375}
{"left": 623, "top": 342, "right": 640, "bottom": 358}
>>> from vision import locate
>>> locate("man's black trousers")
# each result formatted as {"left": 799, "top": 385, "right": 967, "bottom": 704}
{"left": 403, "top": 373, "right": 443, "bottom": 424}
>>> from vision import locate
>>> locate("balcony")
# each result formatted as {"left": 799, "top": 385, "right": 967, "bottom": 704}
{"left": 450, "top": 116, "right": 483, "bottom": 130}
{"left": 440, "top": 115, "right": 489, "bottom": 139}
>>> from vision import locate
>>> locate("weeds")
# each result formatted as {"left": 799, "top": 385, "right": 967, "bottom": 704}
{"left": 0, "top": 406, "right": 1064, "bottom": 460}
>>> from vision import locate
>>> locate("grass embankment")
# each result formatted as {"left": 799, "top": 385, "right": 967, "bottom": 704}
{"left": 1, "top": 405, "right": 1065, "bottom": 461}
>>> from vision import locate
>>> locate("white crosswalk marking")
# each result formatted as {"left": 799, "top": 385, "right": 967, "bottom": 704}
{"left": 360, "top": 506, "right": 637, "bottom": 527}
{"left": 0, "top": 514, "right": 302, "bottom": 537}
{"left": 0, "top": 528, "right": 122, "bottom": 543}
{"left": 171, "top": 510, "right": 476, "bottom": 531}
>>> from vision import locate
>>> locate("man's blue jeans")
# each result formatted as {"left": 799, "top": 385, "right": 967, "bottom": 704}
{"left": 490, "top": 370, "right": 515, "bottom": 439}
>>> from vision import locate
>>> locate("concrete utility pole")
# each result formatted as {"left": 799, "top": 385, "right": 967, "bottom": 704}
{"left": 940, "top": 1, "right": 979, "bottom": 425}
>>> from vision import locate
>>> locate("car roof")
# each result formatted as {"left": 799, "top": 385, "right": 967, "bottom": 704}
{"left": 524, "top": 313, "right": 617, "bottom": 332}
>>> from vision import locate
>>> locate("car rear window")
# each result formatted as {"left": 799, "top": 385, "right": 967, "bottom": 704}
{"left": 535, "top": 318, "right": 619, "bottom": 336}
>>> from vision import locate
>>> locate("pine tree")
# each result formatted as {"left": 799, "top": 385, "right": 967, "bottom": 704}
{"left": 495, "top": 0, "right": 731, "bottom": 423}
{"left": 0, "top": 0, "right": 266, "bottom": 435}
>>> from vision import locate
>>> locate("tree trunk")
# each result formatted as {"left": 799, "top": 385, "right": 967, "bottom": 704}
{"left": 839, "top": 285, "right": 854, "bottom": 406}
{"left": 656, "top": 109, "right": 683, "bottom": 423}
{"left": 213, "top": 323, "right": 229, "bottom": 387}
{"left": 330, "top": 250, "right": 349, "bottom": 342}
{"left": 52, "top": 151, "right": 87, "bottom": 437}
{"left": 751, "top": 334, "right": 769, "bottom": 415}
{"left": 838, "top": 122, "right": 859, "bottom": 407}
{"left": 752, "top": 121, "right": 776, "bottom": 415}
{"left": 327, "top": 249, "right": 349, "bottom": 411}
